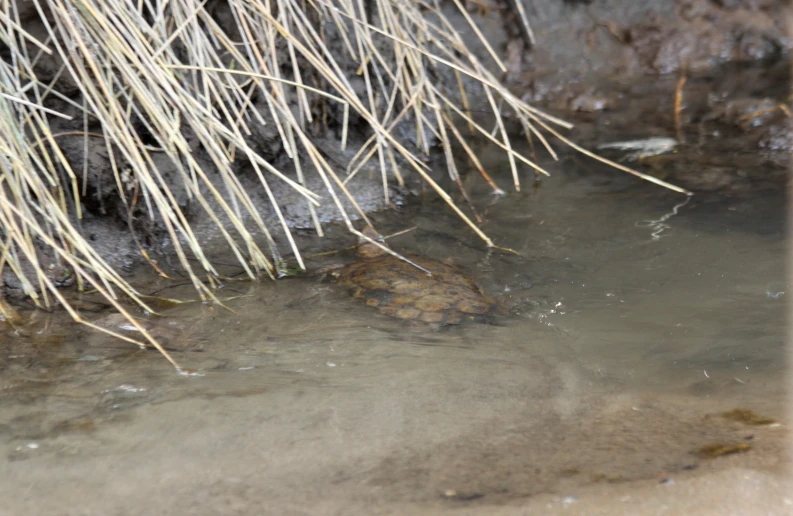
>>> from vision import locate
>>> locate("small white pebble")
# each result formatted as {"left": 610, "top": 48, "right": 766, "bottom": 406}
{"left": 26, "top": 443, "right": 39, "bottom": 449}
{"left": 326, "top": 362, "right": 337, "bottom": 368}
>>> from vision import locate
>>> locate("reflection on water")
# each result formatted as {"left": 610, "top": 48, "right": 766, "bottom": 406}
{"left": 1, "top": 127, "right": 789, "bottom": 512}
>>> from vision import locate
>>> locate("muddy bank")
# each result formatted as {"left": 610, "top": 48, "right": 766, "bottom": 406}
{"left": 2, "top": 0, "right": 791, "bottom": 301}
{"left": 468, "top": 0, "right": 790, "bottom": 101}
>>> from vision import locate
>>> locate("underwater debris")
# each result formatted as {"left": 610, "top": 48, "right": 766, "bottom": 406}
{"left": 719, "top": 408, "right": 777, "bottom": 426}
{"left": 696, "top": 442, "right": 752, "bottom": 458}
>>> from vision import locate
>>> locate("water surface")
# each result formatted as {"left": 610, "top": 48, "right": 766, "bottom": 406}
{"left": 1, "top": 87, "right": 789, "bottom": 514}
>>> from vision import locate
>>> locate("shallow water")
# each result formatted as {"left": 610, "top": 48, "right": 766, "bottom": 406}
{"left": 1, "top": 94, "right": 790, "bottom": 513}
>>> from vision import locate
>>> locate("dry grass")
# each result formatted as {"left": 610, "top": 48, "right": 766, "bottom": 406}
{"left": 0, "top": 0, "right": 685, "bottom": 370}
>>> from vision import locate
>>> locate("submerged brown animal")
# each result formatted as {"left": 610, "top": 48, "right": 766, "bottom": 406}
{"left": 328, "top": 228, "right": 500, "bottom": 324}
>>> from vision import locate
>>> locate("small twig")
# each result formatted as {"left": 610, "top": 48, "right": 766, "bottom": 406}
{"left": 738, "top": 103, "right": 791, "bottom": 124}
{"left": 674, "top": 75, "right": 687, "bottom": 143}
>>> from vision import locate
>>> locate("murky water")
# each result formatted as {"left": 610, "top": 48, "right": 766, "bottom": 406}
{"left": 1, "top": 75, "right": 790, "bottom": 513}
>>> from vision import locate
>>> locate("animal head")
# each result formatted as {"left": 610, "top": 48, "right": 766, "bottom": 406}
{"left": 357, "top": 227, "right": 387, "bottom": 259}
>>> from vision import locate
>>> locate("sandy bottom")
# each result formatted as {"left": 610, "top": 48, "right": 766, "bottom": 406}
{"left": 1, "top": 371, "right": 790, "bottom": 515}
{"left": 2, "top": 297, "right": 790, "bottom": 515}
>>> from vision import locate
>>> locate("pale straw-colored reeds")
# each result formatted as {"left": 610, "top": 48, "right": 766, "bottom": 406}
{"left": 0, "top": 0, "right": 685, "bottom": 370}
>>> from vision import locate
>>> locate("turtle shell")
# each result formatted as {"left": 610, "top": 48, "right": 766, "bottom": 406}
{"left": 334, "top": 252, "right": 499, "bottom": 325}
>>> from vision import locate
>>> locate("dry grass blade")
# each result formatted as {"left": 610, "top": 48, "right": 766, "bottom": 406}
{"left": 440, "top": 111, "right": 504, "bottom": 194}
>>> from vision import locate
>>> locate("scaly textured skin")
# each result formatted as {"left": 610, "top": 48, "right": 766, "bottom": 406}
{"left": 335, "top": 252, "right": 498, "bottom": 325}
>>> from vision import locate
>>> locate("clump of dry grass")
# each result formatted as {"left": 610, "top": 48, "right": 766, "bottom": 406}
{"left": 0, "top": 0, "right": 685, "bottom": 370}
